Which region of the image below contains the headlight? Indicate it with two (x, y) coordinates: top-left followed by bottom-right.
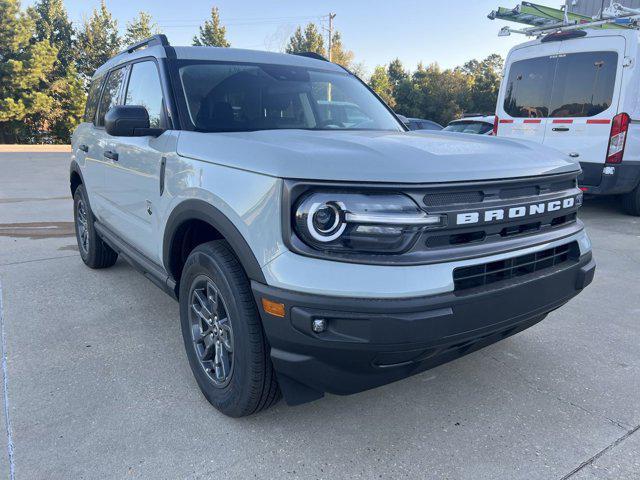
(294, 192), (444, 254)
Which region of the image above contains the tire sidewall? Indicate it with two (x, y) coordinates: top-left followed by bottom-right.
(179, 246), (256, 416)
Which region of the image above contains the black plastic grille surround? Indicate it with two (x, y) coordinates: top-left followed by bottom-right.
(453, 241), (579, 291)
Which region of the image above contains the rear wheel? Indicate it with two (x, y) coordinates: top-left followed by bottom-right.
(179, 240), (280, 417)
(73, 185), (118, 268)
(621, 183), (640, 216)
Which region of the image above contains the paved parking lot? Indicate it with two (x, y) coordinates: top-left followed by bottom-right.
(0, 151), (638, 479)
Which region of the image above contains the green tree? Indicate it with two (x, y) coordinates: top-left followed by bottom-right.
(192, 6), (230, 47)
(76, 0), (120, 81)
(369, 65), (395, 108)
(328, 31), (353, 68)
(24, 0), (85, 143)
(387, 58), (407, 96)
(0, 0), (59, 143)
(285, 23), (325, 56)
(460, 54), (503, 114)
(124, 11), (158, 46)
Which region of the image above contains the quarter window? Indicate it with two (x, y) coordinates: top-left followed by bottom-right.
(84, 77), (103, 123)
(125, 61), (165, 128)
(96, 67), (126, 126)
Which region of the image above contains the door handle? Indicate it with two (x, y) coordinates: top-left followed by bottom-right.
(552, 127), (570, 132)
(104, 150), (119, 161)
(78, 144), (89, 153)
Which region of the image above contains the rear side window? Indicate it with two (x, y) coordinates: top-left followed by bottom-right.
(503, 51), (618, 118)
(503, 56), (554, 118)
(125, 61), (165, 128)
(550, 51), (617, 117)
(84, 78), (103, 123)
(96, 67), (126, 126)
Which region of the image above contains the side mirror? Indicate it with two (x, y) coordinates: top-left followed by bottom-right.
(104, 105), (163, 137)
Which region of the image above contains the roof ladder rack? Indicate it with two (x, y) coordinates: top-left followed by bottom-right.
(291, 52), (330, 62)
(489, 1), (640, 37)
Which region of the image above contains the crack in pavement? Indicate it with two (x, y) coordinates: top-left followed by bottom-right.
(0, 278), (15, 480)
(486, 354), (631, 431)
(559, 424), (640, 480)
(0, 254), (77, 268)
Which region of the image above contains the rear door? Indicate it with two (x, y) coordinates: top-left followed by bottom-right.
(497, 41), (561, 143)
(542, 36), (625, 186)
(101, 59), (169, 261)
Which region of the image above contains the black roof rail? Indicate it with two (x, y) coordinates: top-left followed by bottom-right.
(292, 51), (330, 62)
(118, 34), (170, 56)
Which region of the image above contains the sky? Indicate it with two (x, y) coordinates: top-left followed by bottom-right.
(23, 0), (563, 75)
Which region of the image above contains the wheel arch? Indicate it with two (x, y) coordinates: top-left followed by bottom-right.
(69, 160), (84, 196)
(163, 199), (267, 288)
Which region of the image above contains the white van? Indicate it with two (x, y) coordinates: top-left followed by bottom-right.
(495, 29), (640, 215)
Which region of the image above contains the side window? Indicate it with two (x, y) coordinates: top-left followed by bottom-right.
(84, 77), (103, 123)
(125, 61), (165, 128)
(503, 56), (555, 118)
(96, 67), (126, 127)
(549, 51), (617, 117)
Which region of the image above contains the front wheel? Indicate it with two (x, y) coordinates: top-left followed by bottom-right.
(179, 240), (280, 417)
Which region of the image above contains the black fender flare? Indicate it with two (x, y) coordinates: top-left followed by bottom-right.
(69, 160), (85, 195)
(163, 199), (267, 284)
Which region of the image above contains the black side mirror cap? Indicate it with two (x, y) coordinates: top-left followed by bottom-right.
(105, 105), (164, 137)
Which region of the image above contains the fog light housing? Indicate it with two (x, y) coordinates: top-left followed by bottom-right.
(312, 318), (327, 333)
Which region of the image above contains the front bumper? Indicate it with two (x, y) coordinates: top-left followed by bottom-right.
(580, 161), (640, 195)
(253, 251), (595, 406)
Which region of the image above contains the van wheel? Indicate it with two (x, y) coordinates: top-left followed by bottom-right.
(621, 183), (640, 216)
(73, 185), (118, 268)
(179, 240), (281, 417)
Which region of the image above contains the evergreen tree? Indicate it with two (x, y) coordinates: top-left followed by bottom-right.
(29, 0), (73, 75)
(285, 23), (325, 56)
(369, 65), (395, 108)
(192, 6), (230, 47)
(0, 0), (57, 143)
(124, 11), (158, 46)
(387, 58), (407, 96)
(328, 31), (353, 68)
(76, 0), (120, 81)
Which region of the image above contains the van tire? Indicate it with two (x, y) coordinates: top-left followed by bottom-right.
(73, 185), (118, 268)
(179, 240), (281, 417)
(621, 183), (640, 216)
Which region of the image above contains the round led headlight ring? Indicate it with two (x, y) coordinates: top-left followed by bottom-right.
(306, 201), (346, 242)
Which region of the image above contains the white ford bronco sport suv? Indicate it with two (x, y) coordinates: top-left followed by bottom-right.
(71, 35), (595, 417)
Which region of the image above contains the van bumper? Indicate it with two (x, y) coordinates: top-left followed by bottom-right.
(252, 252), (595, 406)
(579, 161), (640, 195)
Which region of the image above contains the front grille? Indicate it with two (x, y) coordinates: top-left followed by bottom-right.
(423, 191), (484, 207)
(453, 242), (579, 291)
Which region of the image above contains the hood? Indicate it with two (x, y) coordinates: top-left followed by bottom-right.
(176, 129), (580, 183)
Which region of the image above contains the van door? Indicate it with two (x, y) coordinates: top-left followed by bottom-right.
(496, 41), (561, 143)
(542, 36), (626, 186)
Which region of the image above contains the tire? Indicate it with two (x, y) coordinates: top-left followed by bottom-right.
(73, 185), (118, 268)
(621, 183), (640, 216)
(179, 240), (280, 417)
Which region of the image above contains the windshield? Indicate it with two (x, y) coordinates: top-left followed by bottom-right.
(444, 121), (493, 134)
(178, 62), (403, 132)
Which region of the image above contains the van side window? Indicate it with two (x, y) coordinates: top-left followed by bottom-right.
(125, 61), (165, 128)
(504, 52), (618, 118)
(550, 51), (617, 117)
(503, 56), (554, 118)
(96, 67), (126, 127)
(84, 77), (103, 123)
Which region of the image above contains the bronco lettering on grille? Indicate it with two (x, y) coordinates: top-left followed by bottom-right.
(456, 197), (577, 225)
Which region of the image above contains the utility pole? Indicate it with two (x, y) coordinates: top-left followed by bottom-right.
(327, 13), (336, 61)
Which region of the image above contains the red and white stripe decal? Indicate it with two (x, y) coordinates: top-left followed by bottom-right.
(552, 119), (573, 124)
(586, 119), (611, 125)
(523, 119), (542, 124)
